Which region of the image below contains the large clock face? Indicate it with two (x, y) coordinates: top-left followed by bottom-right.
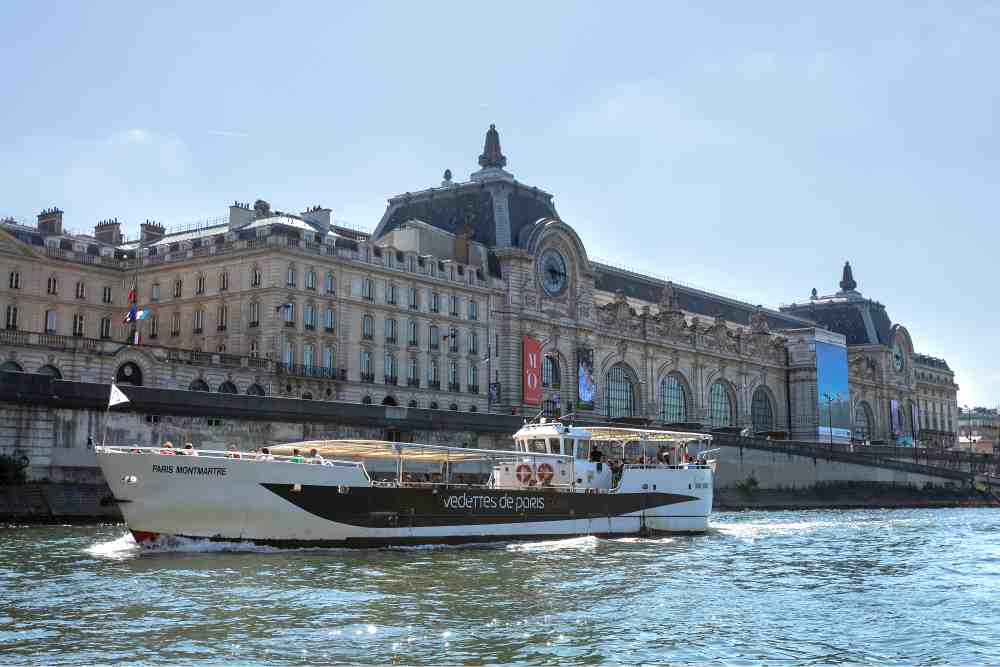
(539, 248), (568, 296)
(892, 343), (905, 372)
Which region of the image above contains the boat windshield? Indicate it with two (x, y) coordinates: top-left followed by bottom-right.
(526, 439), (548, 454)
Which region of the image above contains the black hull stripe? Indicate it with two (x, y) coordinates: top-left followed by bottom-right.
(166, 529), (708, 550)
(260, 484), (700, 527)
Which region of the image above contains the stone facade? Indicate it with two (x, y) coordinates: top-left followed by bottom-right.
(0, 126), (959, 446)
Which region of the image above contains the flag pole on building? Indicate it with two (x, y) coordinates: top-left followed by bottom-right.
(102, 383), (131, 448)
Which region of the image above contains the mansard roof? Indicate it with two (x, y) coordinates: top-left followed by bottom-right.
(913, 353), (952, 371)
(594, 263), (815, 330)
(780, 263), (894, 346)
(373, 125), (558, 249)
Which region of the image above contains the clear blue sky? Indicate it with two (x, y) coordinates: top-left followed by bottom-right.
(1, 2), (996, 406)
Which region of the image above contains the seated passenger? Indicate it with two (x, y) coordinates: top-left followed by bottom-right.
(290, 448), (304, 463)
(183, 443), (198, 456)
(309, 448), (324, 464)
(257, 447), (274, 461)
(160, 442), (176, 456)
(225, 445), (240, 459)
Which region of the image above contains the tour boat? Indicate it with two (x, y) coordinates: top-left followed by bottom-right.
(95, 421), (716, 548)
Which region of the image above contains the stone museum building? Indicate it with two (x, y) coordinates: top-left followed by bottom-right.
(0, 125), (958, 447)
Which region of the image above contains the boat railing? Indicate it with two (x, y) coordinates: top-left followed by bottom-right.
(95, 445), (367, 471)
(624, 463), (714, 471)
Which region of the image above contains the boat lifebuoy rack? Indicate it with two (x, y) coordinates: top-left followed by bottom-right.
(515, 463), (533, 484)
(536, 463), (554, 485)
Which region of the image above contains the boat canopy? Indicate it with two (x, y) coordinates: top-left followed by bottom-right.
(584, 427), (710, 445)
(267, 439), (559, 463)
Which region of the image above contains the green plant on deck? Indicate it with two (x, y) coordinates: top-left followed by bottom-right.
(735, 474), (759, 496)
(0, 453), (28, 485)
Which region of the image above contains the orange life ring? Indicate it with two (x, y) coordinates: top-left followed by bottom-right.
(536, 463), (554, 485)
(515, 463), (533, 484)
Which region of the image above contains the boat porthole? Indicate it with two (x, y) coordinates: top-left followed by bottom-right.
(652, 484), (657, 490)
(688, 483), (692, 489)
(641, 483), (648, 490)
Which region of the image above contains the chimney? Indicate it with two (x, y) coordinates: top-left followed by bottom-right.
(94, 218), (123, 245)
(228, 201), (254, 230)
(140, 220), (165, 244)
(253, 199), (271, 219)
(301, 205), (332, 236)
(37, 207), (64, 236)
(454, 224), (472, 264)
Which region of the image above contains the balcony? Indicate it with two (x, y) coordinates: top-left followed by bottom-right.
(148, 333), (158, 340)
(427, 380), (440, 390)
(361, 373), (375, 383)
(407, 378), (420, 388)
(325, 326), (334, 333)
(385, 336), (397, 345)
(248, 321), (259, 328)
(448, 382), (461, 393)
(74, 332), (85, 338)
(408, 339), (419, 347)
(276, 363), (340, 379)
(217, 325), (227, 332)
(363, 333), (373, 341)
(284, 321), (295, 328)
(193, 327), (203, 334)
(430, 343), (439, 351)
(5, 325), (18, 331)
(384, 375), (398, 386)
(448, 346), (459, 354)
(409, 303), (419, 310)
(468, 385), (479, 394)
(305, 324), (315, 331)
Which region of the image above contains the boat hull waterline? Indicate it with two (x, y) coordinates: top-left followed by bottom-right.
(99, 454), (713, 548)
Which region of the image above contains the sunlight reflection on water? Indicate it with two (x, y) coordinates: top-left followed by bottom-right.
(2, 508), (998, 665)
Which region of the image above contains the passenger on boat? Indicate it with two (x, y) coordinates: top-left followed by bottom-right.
(309, 448), (324, 464)
(225, 445), (240, 459)
(289, 448), (304, 463)
(160, 442), (177, 456)
(183, 443), (198, 456)
(257, 447), (274, 461)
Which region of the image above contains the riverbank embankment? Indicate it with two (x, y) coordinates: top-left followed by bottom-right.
(0, 483), (121, 523)
(714, 482), (998, 511)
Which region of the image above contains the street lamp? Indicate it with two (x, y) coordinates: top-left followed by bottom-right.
(822, 392), (841, 449)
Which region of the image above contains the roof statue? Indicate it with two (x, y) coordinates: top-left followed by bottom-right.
(839, 261), (857, 292)
(811, 288), (818, 300)
(659, 281), (679, 312)
(478, 124), (507, 169)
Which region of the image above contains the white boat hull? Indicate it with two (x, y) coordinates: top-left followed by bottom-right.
(97, 452), (713, 548)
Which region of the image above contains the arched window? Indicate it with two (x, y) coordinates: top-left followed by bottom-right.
(302, 392), (313, 400)
(361, 395), (372, 405)
(708, 381), (733, 428)
(751, 388), (774, 433)
(605, 365), (635, 418)
(854, 401), (873, 441)
(218, 381), (237, 394)
(429, 401), (439, 410)
(449, 403), (459, 411)
(0, 360), (24, 372)
(469, 405), (478, 413)
(658, 375), (688, 423)
(36, 364), (62, 379)
(542, 356), (560, 388)
(362, 314), (374, 339)
(189, 379), (210, 392)
(246, 384), (265, 396)
(382, 396), (398, 406)
(407, 400), (418, 408)
(115, 362), (142, 386)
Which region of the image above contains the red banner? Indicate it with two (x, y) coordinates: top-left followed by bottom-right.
(522, 336), (541, 405)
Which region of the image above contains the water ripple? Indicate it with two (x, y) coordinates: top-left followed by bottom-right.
(1, 509), (998, 664)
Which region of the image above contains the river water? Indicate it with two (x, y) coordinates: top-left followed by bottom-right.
(1, 508), (998, 665)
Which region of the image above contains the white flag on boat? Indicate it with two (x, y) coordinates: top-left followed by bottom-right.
(108, 383), (130, 408)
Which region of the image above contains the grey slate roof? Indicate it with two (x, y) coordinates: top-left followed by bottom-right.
(594, 264), (815, 330)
